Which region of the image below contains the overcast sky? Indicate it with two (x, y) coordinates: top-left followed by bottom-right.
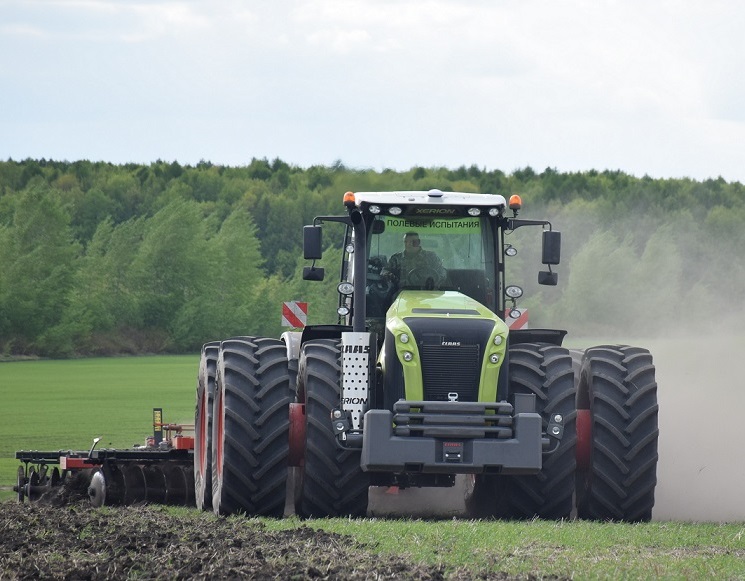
(1, 0), (744, 182)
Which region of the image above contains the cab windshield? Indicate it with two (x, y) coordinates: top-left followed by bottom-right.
(365, 215), (496, 318)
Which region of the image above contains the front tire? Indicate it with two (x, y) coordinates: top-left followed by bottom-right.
(576, 346), (658, 522)
(508, 343), (577, 519)
(297, 339), (369, 517)
(211, 337), (293, 516)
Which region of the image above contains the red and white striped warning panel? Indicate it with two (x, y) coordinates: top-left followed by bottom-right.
(506, 308), (529, 330)
(282, 301), (308, 328)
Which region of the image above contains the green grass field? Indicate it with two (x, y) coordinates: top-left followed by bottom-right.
(299, 517), (745, 578)
(0, 355), (197, 492)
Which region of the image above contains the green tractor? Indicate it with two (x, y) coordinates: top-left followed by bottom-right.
(194, 189), (659, 521)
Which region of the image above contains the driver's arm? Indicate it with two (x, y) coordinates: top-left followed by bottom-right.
(382, 253), (401, 283)
(429, 251), (446, 283)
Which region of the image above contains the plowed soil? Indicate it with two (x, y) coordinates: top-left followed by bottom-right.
(0, 500), (529, 580)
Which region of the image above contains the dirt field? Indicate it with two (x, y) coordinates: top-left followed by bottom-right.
(0, 501), (512, 580)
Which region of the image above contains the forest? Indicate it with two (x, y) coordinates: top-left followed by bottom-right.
(1, 158), (743, 357)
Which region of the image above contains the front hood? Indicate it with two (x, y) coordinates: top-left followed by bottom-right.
(383, 290), (508, 403)
(387, 290), (501, 321)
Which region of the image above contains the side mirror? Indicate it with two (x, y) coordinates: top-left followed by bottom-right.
(542, 230), (561, 265)
(538, 271), (558, 286)
(303, 266), (325, 281)
(303, 225), (323, 260)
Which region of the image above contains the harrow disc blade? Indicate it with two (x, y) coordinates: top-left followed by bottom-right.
(51, 467), (61, 488)
(98, 466), (126, 505)
(181, 465), (195, 506)
(38, 465), (49, 485)
(88, 470), (107, 508)
(16, 466), (26, 503)
(163, 464), (188, 505)
(142, 465), (167, 504)
(121, 465), (147, 504)
(27, 467), (40, 502)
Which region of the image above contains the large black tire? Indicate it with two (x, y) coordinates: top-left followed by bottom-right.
(576, 345), (658, 522)
(507, 343), (577, 519)
(211, 337), (293, 516)
(297, 339), (369, 518)
(194, 341), (219, 511)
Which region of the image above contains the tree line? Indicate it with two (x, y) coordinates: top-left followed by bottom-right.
(1, 158), (743, 357)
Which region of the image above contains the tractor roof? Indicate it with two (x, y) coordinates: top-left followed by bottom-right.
(351, 190), (507, 208)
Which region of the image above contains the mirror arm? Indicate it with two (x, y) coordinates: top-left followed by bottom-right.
(508, 218), (553, 232)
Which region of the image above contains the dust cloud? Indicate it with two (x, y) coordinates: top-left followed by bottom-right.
(367, 478), (467, 518)
(650, 333), (745, 522)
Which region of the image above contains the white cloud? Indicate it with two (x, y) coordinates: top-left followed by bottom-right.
(119, 3), (212, 43)
(305, 28), (373, 53)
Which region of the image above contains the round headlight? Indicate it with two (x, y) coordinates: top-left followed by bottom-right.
(337, 281), (354, 296)
(493, 335), (503, 346)
(345, 243), (355, 254)
(389, 206), (402, 216)
(505, 246), (518, 257)
(505, 285), (523, 299)
(490, 354), (500, 364)
(399, 333), (410, 344)
(467, 207), (481, 216)
(509, 309), (522, 319)
(403, 351), (413, 362)
(337, 306), (350, 316)
(369, 205), (381, 214)
(488, 208), (500, 217)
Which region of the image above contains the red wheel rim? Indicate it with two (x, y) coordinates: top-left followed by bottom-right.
(197, 389), (208, 475)
(288, 402), (306, 466)
(576, 408), (592, 471)
(216, 388), (224, 478)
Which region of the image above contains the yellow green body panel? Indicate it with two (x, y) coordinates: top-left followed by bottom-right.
(382, 290), (508, 402)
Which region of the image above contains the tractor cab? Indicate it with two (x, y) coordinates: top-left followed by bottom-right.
(304, 189), (561, 344)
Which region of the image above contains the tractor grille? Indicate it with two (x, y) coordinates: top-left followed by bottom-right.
(420, 344), (481, 401)
(404, 317), (495, 403)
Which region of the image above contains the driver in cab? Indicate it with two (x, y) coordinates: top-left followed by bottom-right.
(382, 231), (445, 289)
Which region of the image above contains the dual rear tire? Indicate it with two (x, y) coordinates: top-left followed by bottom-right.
(209, 337), (293, 516)
(576, 346), (659, 521)
(194, 336), (370, 518)
(466, 342), (659, 522)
